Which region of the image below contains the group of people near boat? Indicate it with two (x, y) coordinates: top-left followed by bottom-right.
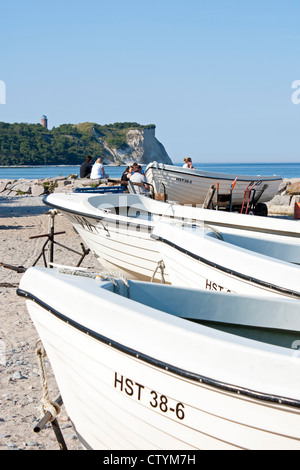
(80, 155), (195, 195)
(121, 163), (149, 194)
(80, 156), (149, 194)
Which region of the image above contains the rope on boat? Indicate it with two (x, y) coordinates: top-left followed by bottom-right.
(96, 271), (129, 287)
(151, 259), (166, 284)
(95, 271), (130, 297)
(50, 264), (131, 297)
(96, 271), (129, 286)
(52, 264), (130, 287)
(34, 340), (68, 450)
(53, 264), (96, 278)
(35, 340), (61, 422)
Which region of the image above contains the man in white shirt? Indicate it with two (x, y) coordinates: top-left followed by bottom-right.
(130, 165), (150, 194)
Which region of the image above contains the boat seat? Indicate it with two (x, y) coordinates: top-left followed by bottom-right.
(128, 180), (152, 197)
(128, 180), (137, 194)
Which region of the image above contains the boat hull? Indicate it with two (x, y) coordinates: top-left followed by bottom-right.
(60, 208), (168, 282)
(18, 268), (300, 450)
(145, 163), (282, 206)
(43, 193), (300, 283)
(152, 223), (300, 299)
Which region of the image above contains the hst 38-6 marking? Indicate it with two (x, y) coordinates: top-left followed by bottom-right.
(206, 278), (232, 292)
(114, 372), (185, 420)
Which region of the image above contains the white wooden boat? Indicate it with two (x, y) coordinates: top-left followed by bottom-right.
(145, 162), (282, 208)
(43, 192), (300, 283)
(152, 222), (300, 299)
(18, 266), (300, 450)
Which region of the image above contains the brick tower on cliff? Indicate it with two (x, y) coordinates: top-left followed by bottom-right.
(41, 115), (48, 129)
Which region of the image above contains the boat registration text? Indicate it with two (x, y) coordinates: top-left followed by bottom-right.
(206, 278), (232, 292)
(114, 372), (185, 421)
(175, 177), (192, 184)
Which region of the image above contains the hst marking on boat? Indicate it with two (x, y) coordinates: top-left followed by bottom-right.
(73, 215), (99, 233)
(73, 215), (109, 235)
(175, 177), (192, 184)
(206, 279), (232, 292)
(114, 372), (185, 420)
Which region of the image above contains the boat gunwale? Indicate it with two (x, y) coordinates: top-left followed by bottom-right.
(16, 286), (300, 410)
(151, 234), (300, 299)
(43, 193), (300, 241)
(43, 195), (300, 272)
(145, 163), (282, 182)
(43, 195), (163, 233)
(43, 195), (156, 230)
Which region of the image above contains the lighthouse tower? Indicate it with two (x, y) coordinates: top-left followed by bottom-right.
(41, 115), (48, 129)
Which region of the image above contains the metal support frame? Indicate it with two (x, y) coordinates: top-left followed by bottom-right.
(29, 209), (90, 268)
(1, 210), (90, 273)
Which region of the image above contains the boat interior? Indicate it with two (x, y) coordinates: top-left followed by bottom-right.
(101, 279), (300, 350)
(206, 230), (300, 265)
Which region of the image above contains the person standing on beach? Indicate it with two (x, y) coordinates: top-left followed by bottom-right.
(80, 156), (93, 178)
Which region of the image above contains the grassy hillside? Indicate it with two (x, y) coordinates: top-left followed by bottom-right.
(0, 121), (155, 166)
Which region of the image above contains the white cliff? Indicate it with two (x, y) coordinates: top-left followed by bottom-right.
(92, 126), (172, 165)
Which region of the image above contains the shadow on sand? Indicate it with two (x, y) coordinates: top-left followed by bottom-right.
(0, 195), (47, 218)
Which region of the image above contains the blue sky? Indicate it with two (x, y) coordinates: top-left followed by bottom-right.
(0, 0), (299, 163)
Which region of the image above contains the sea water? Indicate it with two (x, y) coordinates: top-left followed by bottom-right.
(0, 162), (299, 180)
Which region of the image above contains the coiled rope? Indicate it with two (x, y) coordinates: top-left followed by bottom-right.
(35, 340), (61, 422)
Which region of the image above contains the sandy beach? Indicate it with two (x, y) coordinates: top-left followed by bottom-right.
(0, 194), (100, 450)
(0, 190), (298, 451)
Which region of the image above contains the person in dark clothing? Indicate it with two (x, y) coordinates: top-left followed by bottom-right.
(80, 156), (93, 178)
(121, 166), (134, 185)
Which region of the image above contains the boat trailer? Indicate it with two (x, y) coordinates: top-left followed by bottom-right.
(203, 179), (269, 215)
